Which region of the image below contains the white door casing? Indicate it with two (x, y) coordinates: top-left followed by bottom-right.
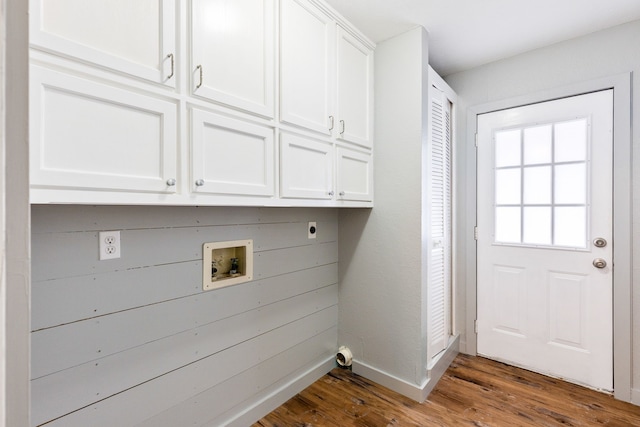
(477, 90), (613, 391)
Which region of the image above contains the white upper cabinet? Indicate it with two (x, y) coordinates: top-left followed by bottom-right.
(191, 109), (275, 197)
(30, 66), (178, 195)
(336, 27), (373, 148)
(191, 0), (275, 118)
(30, 0), (177, 86)
(280, 0), (373, 147)
(28, 0), (374, 207)
(280, 132), (334, 200)
(336, 147), (373, 202)
(280, 0), (335, 135)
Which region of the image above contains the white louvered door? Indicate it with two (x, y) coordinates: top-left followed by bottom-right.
(427, 85), (453, 361)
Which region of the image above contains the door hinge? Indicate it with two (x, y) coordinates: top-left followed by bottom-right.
(474, 226), (478, 240)
(475, 133), (478, 147)
(474, 319), (479, 334)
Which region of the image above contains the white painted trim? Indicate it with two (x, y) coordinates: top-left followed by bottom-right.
(0, 1), (6, 424)
(465, 72), (633, 403)
(353, 335), (459, 403)
(3, 0), (31, 426)
(225, 356), (335, 426)
(631, 388), (640, 406)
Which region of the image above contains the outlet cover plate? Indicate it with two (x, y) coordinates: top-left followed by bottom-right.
(99, 231), (121, 260)
(308, 222), (317, 239)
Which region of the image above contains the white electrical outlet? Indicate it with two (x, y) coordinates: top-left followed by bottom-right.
(308, 222), (317, 239)
(99, 231), (121, 260)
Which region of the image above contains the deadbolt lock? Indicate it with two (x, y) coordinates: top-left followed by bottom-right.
(593, 237), (607, 248)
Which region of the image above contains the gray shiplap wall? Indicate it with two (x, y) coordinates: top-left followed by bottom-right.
(31, 205), (339, 426)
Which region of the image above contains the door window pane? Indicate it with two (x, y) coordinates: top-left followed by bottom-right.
(555, 163), (586, 204)
(523, 166), (551, 204)
(493, 117), (589, 250)
(496, 169), (521, 205)
(523, 207), (551, 245)
(495, 129), (521, 167)
(524, 125), (552, 165)
(555, 207), (586, 247)
(555, 119), (587, 162)
(495, 207), (521, 243)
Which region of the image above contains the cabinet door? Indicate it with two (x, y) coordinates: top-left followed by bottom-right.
(336, 147), (373, 202)
(192, 110), (275, 197)
(191, 0), (274, 118)
(280, 132), (333, 199)
(30, 0), (177, 86)
(336, 27), (373, 148)
(280, 0), (334, 135)
(30, 66), (178, 194)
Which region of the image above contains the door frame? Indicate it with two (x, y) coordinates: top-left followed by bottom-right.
(464, 73), (632, 402)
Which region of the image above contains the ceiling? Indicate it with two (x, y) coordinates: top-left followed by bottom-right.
(323, 0), (640, 76)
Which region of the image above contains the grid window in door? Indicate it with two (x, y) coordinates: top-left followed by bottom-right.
(493, 118), (589, 249)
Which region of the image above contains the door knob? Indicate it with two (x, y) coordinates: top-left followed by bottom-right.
(593, 258), (607, 269)
(593, 237), (607, 248)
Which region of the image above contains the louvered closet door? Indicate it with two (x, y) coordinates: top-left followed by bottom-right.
(428, 86), (452, 360)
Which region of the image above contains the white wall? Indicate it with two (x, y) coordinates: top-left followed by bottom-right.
(338, 26), (432, 397)
(446, 19), (640, 403)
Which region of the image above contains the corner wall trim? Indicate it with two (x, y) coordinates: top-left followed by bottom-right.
(353, 335), (459, 403)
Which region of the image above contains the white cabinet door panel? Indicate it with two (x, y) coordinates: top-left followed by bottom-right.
(280, 132), (333, 199)
(280, 0), (334, 135)
(192, 109), (275, 196)
(30, 0), (176, 86)
(336, 147), (372, 202)
(30, 66), (178, 194)
(336, 27), (373, 148)
(191, 0), (274, 117)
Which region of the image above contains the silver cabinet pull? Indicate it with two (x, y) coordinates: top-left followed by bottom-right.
(340, 120), (345, 135)
(166, 53), (175, 79)
(195, 65), (203, 89)
(328, 191), (334, 196)
(166, 178), (176, 186)
(593, 258), (607, 269)
(195, 179), (205, 187)
(339, 191), (345, 196)
(329, 116), (334, 131)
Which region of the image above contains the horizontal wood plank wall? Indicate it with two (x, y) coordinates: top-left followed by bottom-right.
(30, 205), (339, 427)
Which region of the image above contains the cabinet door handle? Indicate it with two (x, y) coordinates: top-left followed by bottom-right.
(340, 120), (345, 135)
(166, 178), (177, 186)
(195, 179), (205, 187)
(329, 116), (334, 131)
(166, 53), (175, 79)
(339, 191), (345, 196)
(195, 65), (203, 89)
(328, 191), (334, 196)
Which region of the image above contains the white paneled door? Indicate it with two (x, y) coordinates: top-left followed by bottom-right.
(477, 90), (613, 391)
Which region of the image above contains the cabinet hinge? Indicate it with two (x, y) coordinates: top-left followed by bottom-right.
(475, 133), (478, 147)
(474, 226), (478, 240)
(474, 319), (479, 334)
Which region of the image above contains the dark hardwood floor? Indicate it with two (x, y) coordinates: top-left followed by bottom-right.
(253, 354), (640, 426)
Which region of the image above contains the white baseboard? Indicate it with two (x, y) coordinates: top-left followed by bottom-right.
(225, 356), (335, 426)
(352, 335), (460, 403)
(631, 388), (640, 406)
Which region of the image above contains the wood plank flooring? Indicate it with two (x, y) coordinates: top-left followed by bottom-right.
(253, 354), (640, 426)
